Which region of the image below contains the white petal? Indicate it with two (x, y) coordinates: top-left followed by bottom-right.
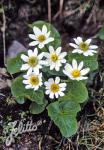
(38, 52), (44, 59)
(60, 87), (66, 92)
(58, 91), (65, 97)
(38, 43), (44, 49)
(29, 41), (39, 46)
(85, 39), (92, 45)
(69, 43), (78, 48)
(21, 64), (29, 70)
(55, 92), (59, 98)
(65, 63), (73, 72)
(59, 52), (67, 58)
(83, 52), (89, 56)
(55, 65), (60, 71)
(45, 90), (50, 95)
(33, 68), (39, 74)
(89, 45), (98, 49)
(55, 77), (60, 84)
(77, 37), (83, 43)
(56, 47), (62, 55)
(78, 61), (83, 70)
(23, 80), (29, 84)
(28, 50), (33, 56)
(90, 50), (97, 53)
(27, 68), (33, 75)
(49, 46), (54, 53)
(81, 68), (90, 75)
(60, 59), (66, 63)
(72, 49), (83, 54)
(29, 34), (37, 40)
(72, 59), (77, 69)
(49, 92), (54, 99)
(50, 64), (55, 70)
(21, 54), (28, 62)
(59, 83), (67, 88)
(23, 75), (28, 79)
(33, 48), (38, 56)
(44, 52), (50, 58)
(46, 31), (50, 38)
(77, 76), (88, 80)
(44, 37), (54, 44)
(73, 38), (79, 45)
(48, 78), (54, 84)
(33, 26), (41, 35)
(42, 25), (47, 34)
(25, 85), (32, 89)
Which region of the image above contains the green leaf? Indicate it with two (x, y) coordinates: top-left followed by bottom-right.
(30, 99), (48, 114)
(7, 52), (26, 74)
(42, 66), (65, 77)
(98, 26), (104, 40)
(68, 53), (98, 71)
(16, 96), (25, 104)
(11, 76), (44, 105)
(47, 101), (80, 137)
(29, 20), (61, 49)
(59, 81), (88, 103)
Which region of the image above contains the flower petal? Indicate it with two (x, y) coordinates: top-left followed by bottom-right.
(81, 68), (90, 75)
(38, 43), (44, 49)
(42, 25), (47, 34)
(77, 37), (83, 43)
(21, 64), (29, 70)
(21, 54), (28, 62)
(85, 39), (92, 45)
(78, 61), (83, 70)
(72, 59), (77, 69)
(89, 45), (98, 49)
(56, 47), (61, 55)
(29, 34), (37, 40)
(49, 92), (54, 99)
(29, 41), (39, 46)
(33, 26), (41, 35)
(55, 77), (60, 84)
(69, 43), (78, 48)
(44, 37), (54, 44)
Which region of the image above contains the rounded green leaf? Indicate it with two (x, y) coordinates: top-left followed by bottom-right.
(59, 81), (88, 103)
(98, 26), (104, 40)
(68, 53), (98, 71)
(29, 20), (61, 49)
(11, 76), (44, 105)
(7, 52), (26, 74)
(47, 101), (80, 137)
(30, 99), (48, 114)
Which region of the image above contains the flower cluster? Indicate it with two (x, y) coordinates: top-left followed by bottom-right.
(20, 25), (98, 99)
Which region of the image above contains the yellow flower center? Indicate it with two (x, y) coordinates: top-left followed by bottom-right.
(38, 34), (46, 42)
(51, 53), (58, 62)
(28, 56), (38, 67)
(50, 83), (60, 93)
(79, 42), (89, 51)
(72, 69), (81, 78)
(29, 75), (39, 85)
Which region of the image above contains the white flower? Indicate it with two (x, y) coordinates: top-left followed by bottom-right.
(44, 46), (67, 71)
(69, 37), (98, 56)
(29, 25), (54, 49)
(21, 48), (45, 74)
(63, 59), (90, 81)
(44, 77), (67, 99)
(23, 72), (42, 90)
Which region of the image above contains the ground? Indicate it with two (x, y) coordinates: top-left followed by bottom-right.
(0, 0), (104, 150)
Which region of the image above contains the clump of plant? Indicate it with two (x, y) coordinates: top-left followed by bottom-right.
(7, 21), (98, 137)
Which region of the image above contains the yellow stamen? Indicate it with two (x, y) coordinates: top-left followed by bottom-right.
(79, 42), (89, 51)
(38, 34), (46, 42)
(29, 75), (39, 85)
(28, 56), (38, 67)
(50, 83), (60, 93)
(51, 53), (58, 62)
(72, 69), (81, 78)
